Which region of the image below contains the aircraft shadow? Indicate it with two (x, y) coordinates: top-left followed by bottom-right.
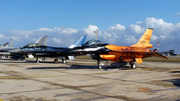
(0, 60), (62, 64)
(165, 71), (180, 87)
(169, 71), (180, 73)
(0, 60), (35, 63)
(163, 79), (180, 87)
(27, 65), (97, 70)
(27, 65), (131, 70)
(27, 67), (69, 69)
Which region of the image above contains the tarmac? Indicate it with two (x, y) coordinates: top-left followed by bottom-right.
(0, 58), (180, 101)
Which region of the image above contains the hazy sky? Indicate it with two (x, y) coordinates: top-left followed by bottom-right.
(0, 0), (180, 53)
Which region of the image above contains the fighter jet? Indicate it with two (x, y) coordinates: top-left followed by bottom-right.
(159, 50), (177, 56)
(0, 42), (9, 58)
(20, 34), (87, 63)
(0, 35), (47, 60)
(63, 28), (168, 69)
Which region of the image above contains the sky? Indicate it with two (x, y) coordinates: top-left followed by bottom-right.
(0, 0), (180, 53)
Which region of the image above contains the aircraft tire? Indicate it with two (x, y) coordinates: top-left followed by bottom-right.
(54, 59), (58, 63)
(116, 66), (120, 68)
(62, 59), (66, 64)
(98, 65), (102, 70)
(130, 63), (136, 69)
(22, 57), (26, 61)
(97, 59), (102, 70)
(36, 60), (39, 63)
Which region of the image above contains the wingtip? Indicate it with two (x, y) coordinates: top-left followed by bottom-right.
(148, 28), (153, 30)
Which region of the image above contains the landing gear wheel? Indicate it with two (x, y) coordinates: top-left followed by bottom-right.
(98, 65), (102, 70)
(116, 66), (120, 68)
(97, 59), (103, 70)
(36, 58), (40, 63)
(62, 59), (67, 64)
(54, 59), (58, 63)
(42, 57), (45, 61)
(22, 57), (26, 61)
(130, 63), (136, 69)
(36, 60), (39, 63)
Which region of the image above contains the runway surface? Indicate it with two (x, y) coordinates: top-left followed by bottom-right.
(0, 58), (180, 101)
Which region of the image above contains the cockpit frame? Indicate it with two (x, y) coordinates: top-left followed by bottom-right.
(82, 40), (104, 46)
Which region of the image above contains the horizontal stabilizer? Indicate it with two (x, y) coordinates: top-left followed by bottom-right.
(152, 53), (169, 59)
(153, 49), (157, 52)
(135, 58), (143, 64)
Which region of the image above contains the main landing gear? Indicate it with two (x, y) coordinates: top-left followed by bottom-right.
(36, 57), (45, 63)
(0, 55), (2, 60)
(54, 58), (58, 63)
(97, 59), (108, 70)
(36, 57), (40, 63)
(21, 57), (26, 61)
(62, 59), (67, 63)
(130, 62), (136, 69)
(97, 59), (136, 70)
(54, 58), (67, 64)
(97, 59), (103, 70)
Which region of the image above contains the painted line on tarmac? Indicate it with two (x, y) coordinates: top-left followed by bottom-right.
(140, 67), (172, 72)
(0, 71), (119, 79)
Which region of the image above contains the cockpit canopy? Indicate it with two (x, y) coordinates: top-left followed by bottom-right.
(83, 40), (104, 46)
(23, 43), (40, 48)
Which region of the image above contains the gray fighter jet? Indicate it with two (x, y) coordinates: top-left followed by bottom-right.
(20, 34), (87, 63)
(0, 35), (47, 60)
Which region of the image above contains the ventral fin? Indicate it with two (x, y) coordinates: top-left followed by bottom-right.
(135, 58), (143, 64)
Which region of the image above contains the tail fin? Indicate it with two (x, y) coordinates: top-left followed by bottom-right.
(35, 35), (47, 45)
(69, 34), (87, 48)
(3, 42), (9, 47)
(131, 28), (153, 48)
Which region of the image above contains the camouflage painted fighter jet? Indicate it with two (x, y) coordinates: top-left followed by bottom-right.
(63, 28), (168, 69)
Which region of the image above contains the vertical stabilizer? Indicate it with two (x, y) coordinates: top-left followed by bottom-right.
(3, 42), (9, 47)
(131, 28), (153, 48)
(69, 34), (87, 48)
(137, 28), (153, 44)
(35, 35), (47, 45)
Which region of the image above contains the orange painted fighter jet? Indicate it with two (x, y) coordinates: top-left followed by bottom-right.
(64, 28), (168, 69)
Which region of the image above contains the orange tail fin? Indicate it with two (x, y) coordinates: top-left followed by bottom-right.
(131, 28), (153, 48)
